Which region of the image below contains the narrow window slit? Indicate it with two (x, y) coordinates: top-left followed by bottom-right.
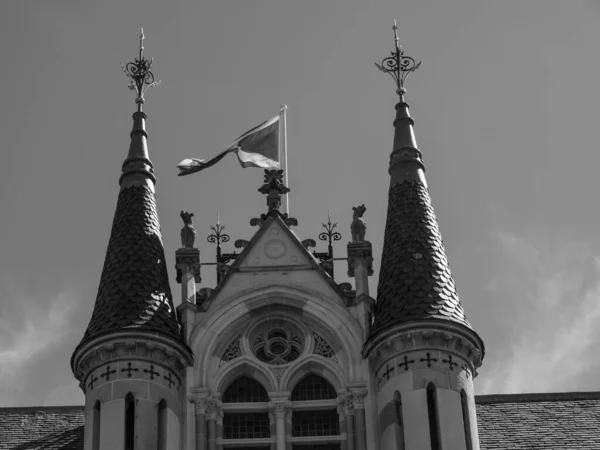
(426, 383), (440, 450)
(393, 391), (405, 450)
(125, 393), (135, 450)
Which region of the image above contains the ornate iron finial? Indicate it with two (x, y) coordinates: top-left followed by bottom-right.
(309, 211), (342, 279)
(207, 215), (239, 283)
(375, 20), (421, 99)
(207, 214), (230, 257)
(320, 210), (342, 248)
(121, 28), (161, 111)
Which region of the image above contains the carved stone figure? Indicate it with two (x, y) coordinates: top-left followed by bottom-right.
(351, 205), (367, 242)
(180, 211), (196, 248)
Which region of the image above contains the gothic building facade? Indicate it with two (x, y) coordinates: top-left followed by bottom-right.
(2, 33), (600, 450)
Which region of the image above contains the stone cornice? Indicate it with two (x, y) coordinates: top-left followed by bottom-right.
(72, 332), (193, 385)
(364, 322), (483, 375)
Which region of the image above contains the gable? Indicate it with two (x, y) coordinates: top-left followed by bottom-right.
(237, 218), (312, 269)
(204, 215), (349, 308)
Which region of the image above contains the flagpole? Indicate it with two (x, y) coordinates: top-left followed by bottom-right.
(280, 104), (289, 215)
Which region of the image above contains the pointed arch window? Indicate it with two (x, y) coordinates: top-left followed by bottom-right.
(291, 374), (339, 438)
(92, 400), (101, 450)
(223, 376), (269, 403)
(221, 376), (271, 441)
(426, 383), (440, 450)
(291, 374), (337, 401)
(461, 389), (473, 450)
(125, 393), (135, 450)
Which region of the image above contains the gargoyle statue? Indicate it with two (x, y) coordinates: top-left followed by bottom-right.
(180, 211), (196, 248)
(350, 205), (367, 242)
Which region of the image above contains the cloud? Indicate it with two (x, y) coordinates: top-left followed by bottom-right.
(477, 231), (600, 394)
(0, 292), (78, 404)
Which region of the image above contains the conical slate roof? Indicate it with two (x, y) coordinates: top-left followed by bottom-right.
(371, 101), (472, 336)
(76, 111), (182, 350)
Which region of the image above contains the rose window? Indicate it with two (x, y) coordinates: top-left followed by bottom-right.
(252, 327), (303, 365)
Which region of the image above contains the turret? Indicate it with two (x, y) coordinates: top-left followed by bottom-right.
(363, 22), (484, 450)
(71, 30), (193, 450)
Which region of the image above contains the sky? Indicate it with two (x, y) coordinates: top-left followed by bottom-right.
(1, 0), (600, 407)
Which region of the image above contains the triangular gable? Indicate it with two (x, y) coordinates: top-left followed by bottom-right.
(203, 214), (350, 306)
(234, 216), (312, 270)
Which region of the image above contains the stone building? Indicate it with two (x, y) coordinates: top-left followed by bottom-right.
(2, 32), (600, 450)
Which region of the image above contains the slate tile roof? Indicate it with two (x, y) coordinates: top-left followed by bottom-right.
(2, 393), (600, 448)
(372, 180), (471, 335)
(0, 406), (84, 450)
(76, 184), (182, 351)
(476, 392), (600, 450)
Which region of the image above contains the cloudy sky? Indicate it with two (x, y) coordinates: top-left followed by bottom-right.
(2, 0), (600, 407)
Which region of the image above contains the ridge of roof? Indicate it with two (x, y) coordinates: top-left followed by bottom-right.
(476, 391), (600, 404)
(5, 390), (600, 412)
(0, 405), (85, 413)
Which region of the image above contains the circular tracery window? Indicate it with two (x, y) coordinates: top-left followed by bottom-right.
(252, 324), (303, 365)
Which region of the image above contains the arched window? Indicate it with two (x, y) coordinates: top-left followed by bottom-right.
(125, 393), (135, 450)
(393, 391), (405, 450)
(461, 389), (473, 450)
(291, 374), (339, 440)
(222, 376), (270, 441)
(157, 399), (167, 450)
(291, 374), (336, 401)
(426, 383), (439, 450)
(223, 376), (269, 403)
(92, 400), (101, 450)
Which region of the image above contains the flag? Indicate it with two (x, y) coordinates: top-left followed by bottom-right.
(178, 115), (280, 176)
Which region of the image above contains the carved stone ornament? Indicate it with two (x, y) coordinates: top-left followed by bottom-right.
(73, 336), (191, 393)
(368, 326), (483, 388)
(205, 398), (223, 421)
(175, 248), (201, 284)
(350, 205), (367, 242)
(349, 388), (368, 410)
(337, 392), (355, 416)
(219, 336), (242, 367)
(347, 242), (374, 277)
(188, 393), (211, 415)
(180, 211), (196, 248)
(268, 400), (292, 419)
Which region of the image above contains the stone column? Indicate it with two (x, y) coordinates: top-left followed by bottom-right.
(269, 401), (291, 450)
(205, 399), (222, 450)
(337, 394), (353, 450)
(176, 248), (201, 304)
(216, 410), (224, 450)
(350, 389), (368, 450)
(347, 242), (373, 297)
(190, 395), (210, 450)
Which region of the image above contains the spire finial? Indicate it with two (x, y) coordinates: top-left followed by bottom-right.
(139, 27), (145, 59)
(121, 28), (160, 112)
(375, 20), (422, 100)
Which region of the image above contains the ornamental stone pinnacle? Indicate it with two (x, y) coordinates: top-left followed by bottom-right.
(365, 24), (483, 361)
(71, 31), (192, 392)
